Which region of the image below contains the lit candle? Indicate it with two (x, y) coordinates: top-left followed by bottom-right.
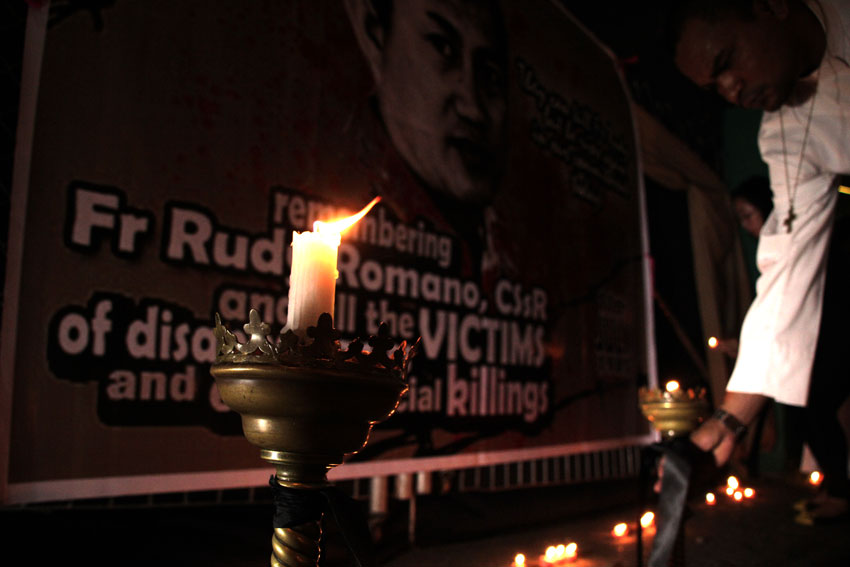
(640, 511), (655, 528)
(810, 471), (823, 485)
(284, 197), (379, 337)
(733, 490), (743, 502)
(727, 475), (739, 490)
(743, 487), (755, 498)
(665, 380), (680, 393)
(565, 542), (578, 561)
(708, 336), (718, 348)
(612, 522), (629, 537)
(514, 553), (526, 567)
(706, 492), (716, 505)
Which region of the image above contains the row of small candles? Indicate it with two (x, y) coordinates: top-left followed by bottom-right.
(704, 470), (821, 504)
(512, 542), (579, 566)
(509, 512), (656, 565)
(512, 543), (578, 566)
(508, 470), (825, 566)
(705, 475), (756, 505)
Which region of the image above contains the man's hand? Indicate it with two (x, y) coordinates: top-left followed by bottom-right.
(690, 415), (737, 466)
(691, 392), (767, 465)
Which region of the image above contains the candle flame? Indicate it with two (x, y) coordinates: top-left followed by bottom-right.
(708, 336), (718, 348)
(706, 492), (716, 505)
(727, 475), (739, 489)
(542, 542), (577, 563)
(314, 196), (380, 235)
(810, 471), (823, 485)
(514, 553), (526, 566)
(733, 490), (743, 502)
(743, 487), (755, 498)
(640, 511), (655, 528)
(540, 541), (579, 564)
(726, 486), (735, 496)
(665, 380), (680, 393)
(612, 522), (628, 537)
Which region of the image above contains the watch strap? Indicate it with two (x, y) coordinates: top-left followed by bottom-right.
(712, 408), (748, 440)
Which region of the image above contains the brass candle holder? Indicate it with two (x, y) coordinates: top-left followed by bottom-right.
(638, 385), (709, 438)
(212, 309), (413, 567)
(637, 385), (709, 567)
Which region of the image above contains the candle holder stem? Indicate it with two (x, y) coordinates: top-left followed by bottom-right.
(211, 310), (413, 567)
(272, 516), (322, 567)
(268, 469), (326, 567)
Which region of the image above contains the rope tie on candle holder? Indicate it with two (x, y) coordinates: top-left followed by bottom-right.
(270, 477), (326, 527)
(270, 477), (375, 567)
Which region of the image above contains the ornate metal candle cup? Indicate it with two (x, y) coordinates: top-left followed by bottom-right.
(638, 385), (709, 438)
(212, 309), (413, 566)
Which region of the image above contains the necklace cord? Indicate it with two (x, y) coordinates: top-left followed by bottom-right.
(779, 90), (817, 232)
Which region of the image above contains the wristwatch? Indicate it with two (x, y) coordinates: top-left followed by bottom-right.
(712, 408), (748, 441)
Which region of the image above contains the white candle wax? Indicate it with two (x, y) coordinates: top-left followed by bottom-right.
(285, 229), (341, 337)
(283, 196), (380, 339)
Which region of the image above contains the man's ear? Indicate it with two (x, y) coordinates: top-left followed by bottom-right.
(754, 0), (789, 20)
(343, 0), (386, 83)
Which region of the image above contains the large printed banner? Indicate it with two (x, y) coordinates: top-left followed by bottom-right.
(3, 0), (649, 502)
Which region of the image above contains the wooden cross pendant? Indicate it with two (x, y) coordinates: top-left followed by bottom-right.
(783, 206), (797, 233)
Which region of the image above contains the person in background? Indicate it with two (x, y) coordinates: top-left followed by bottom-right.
(733, 175), (774, 239)
(669, 0), (850, 523)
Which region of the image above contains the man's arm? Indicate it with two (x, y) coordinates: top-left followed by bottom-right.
(692, 174), (837, 465)
(727, 173), (837, 405)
